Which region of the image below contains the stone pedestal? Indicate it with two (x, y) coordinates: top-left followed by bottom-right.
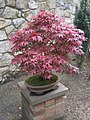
(18, 81), (68, 120)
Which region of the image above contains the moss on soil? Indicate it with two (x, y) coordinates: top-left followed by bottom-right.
(25, 74), (58, 86)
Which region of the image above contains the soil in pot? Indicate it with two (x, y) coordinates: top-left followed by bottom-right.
(25, 74), (59, 94)
(25, 74), (58, 86)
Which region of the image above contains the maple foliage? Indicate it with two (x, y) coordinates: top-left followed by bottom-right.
(10, 10), (86, 79)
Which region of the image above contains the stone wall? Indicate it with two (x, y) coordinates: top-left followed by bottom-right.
(0, 0), (80, 81)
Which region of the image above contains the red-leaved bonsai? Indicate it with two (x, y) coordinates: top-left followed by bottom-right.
(10, 10), (86, 80)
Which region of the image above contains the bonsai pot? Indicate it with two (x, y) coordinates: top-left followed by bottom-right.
(25, 74), (59, 94)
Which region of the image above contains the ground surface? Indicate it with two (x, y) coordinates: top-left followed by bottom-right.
(0, 60), (90, 120)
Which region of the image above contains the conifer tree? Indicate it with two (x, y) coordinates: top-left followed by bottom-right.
(74, 0), (90, 66)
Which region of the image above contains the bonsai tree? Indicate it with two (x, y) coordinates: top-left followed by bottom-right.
(10, 10), (86, 81)
(74, 0), (90, 66)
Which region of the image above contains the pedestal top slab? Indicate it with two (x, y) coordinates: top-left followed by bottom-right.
(18, 81), (68, 105)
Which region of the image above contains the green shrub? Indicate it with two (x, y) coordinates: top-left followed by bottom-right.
(74, 0), (90, 66)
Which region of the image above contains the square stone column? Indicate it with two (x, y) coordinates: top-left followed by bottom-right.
(18, 81), (68, 120)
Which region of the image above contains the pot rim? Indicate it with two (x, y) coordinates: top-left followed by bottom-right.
(25, 79), (59, 89)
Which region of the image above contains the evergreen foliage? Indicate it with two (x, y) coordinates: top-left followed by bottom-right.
(74, 0), (90, 66)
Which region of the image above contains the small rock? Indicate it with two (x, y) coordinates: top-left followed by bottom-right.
(19, 107), (21, 110)
(19, 114), (22, 117)
(76, 107), (78, 110)
(63, 9), (71, 17)
(5, 25), (15, 34)
(2, 7), (19, 18)
(47, 0), (56, 9)
(13, 18), (25, 28)
(67, 106), (71, 111)
(0, 9), (4, 15)
(26, 12), (33, 21)
(0, 0), (6, 8)
(0, 30), (7, 40)
(18, 11), (22, 17)
(7, 112), (10, 115)
(88, 108), (90, 110)
(6, 0), (15, 6)
(0, 18), (11, 29)
(28, 0), (38, 10)
(56, 0), (64, 7)
(63, 3), (70, 10)
(16, 0), (28, 9)
(1, 52), (14, 65)
(39, 2), (49, 11)
(21, 9), (30, 13)
(0, 41), (12, 52)
(9, 64), (17, 72)
(22, 11), (30, 18)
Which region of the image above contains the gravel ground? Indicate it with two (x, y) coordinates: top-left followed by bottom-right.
(0, 61), (90, 120)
